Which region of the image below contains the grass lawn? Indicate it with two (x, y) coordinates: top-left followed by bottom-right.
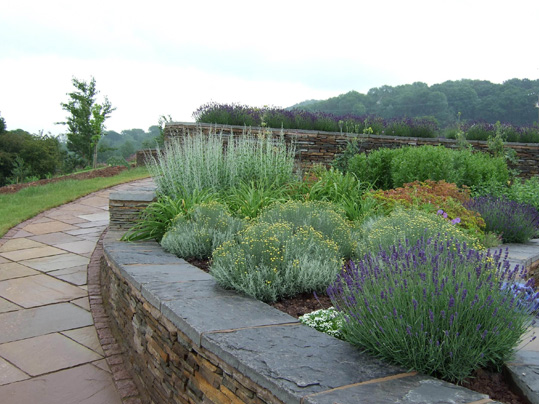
(0, 166), (150, 237)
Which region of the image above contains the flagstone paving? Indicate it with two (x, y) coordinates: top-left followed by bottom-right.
(0, 178), (153, 404)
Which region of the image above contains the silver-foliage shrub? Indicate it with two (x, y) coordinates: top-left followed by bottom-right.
(256, 200), (355, 258)
(160, 202), (247, 260)
(211, 221), (343, 303)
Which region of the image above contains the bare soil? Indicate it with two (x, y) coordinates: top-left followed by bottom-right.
(0, 165), (127, 194)
(185, 257), (530, 404)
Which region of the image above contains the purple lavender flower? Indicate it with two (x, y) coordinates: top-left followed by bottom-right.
(465, 196), (539, 243)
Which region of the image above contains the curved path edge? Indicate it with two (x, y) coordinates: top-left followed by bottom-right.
(0, 179), (152, 404)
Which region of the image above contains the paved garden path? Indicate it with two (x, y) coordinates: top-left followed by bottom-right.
(0, 178), (152, 404)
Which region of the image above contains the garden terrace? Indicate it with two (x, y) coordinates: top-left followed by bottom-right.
(102, 229), (507, 404)
(103, 184), (539, 404)
(163, 122), (539, 179)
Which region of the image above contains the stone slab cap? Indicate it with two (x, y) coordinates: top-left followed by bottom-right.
(141, 278), (232, 309)
(104, 243), (181, 268)
(109, 190), (156, 202)
(162, 294), (298, 347)
(302, 373), (497, 404)
(506, 350), (539, 404)
(202, 324), (407, 404)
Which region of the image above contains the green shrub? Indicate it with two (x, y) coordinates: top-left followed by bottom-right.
(256, 200), (355, 258)
(347, 146), (509, 190)
(509, 177), (539, 212)
(328, 237), (537, 383)
(211, 222), (343, 303)
(357, 209), (482, 257)
(160, 202), (247, 260)
(348, 148), (395, 189)
(288, 166), (371, 221)
(391, 146), (457, 187)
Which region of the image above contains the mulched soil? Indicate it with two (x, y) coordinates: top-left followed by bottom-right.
(185, 257), (530, 404)
(0, 165), (127, 194)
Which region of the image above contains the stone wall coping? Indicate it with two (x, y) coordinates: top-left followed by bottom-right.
(166, 121), (539, 148)
(103, 230), (498, 403)
(110, 189), (156, 202)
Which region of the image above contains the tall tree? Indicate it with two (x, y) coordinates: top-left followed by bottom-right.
(0, 113), (6, 134)
(58, 77), (115, 168)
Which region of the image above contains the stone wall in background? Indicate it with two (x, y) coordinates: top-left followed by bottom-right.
(164, 122), (539, 178)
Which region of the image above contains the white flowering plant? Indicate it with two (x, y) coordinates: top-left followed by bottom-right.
(299, 307), (345, 340)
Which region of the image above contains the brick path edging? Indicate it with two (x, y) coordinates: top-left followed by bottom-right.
(88, 229), (144, 404)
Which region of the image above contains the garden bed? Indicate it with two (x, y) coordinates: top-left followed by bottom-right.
(101, 231), (502, 404)
(185, 257), (532, 404)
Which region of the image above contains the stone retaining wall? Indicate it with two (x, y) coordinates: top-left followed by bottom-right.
(109, 190), (156, 231)
(164, 122), (539, 178)
(100, 231), (494, 404)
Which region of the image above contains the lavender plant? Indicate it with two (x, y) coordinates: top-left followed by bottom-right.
(328, 236), (537, 383)
(193, 103), (438, 138)
(465, 195), (539, 243)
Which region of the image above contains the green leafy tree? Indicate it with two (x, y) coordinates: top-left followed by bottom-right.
(0, 128), (64, 186)
(58, 77), (115, 168)
(0, 113), (6, 134)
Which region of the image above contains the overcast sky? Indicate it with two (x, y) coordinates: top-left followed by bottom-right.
(1, 0), (538, 136)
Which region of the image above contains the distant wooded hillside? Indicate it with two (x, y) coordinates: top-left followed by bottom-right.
(289, 79), (539, 127)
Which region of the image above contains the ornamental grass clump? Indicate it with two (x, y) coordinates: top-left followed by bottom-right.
(160, 202), (246, 260)
(146, 127), (297, 199)
(211, 221), (343, 303)
(290, 166), (370, 221)
(327, 237), (537, 383)
(465, 195), (539, 243)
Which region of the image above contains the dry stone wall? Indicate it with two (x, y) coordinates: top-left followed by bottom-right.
(164, 122), (539, 178)
(100, 230), (494, 404)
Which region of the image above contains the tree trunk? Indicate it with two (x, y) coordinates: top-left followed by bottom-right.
(93, 143), (98, 169)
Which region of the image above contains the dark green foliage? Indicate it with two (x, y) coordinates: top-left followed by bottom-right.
(346, 146), (509, 190)
(291, 78), (539, 127)
(0, 114), (6, 134)
(347, 148), (395, 190)
(121, 190), (219, 242)
(0, 129), (64, 186)
(57, 77), (115, 167)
